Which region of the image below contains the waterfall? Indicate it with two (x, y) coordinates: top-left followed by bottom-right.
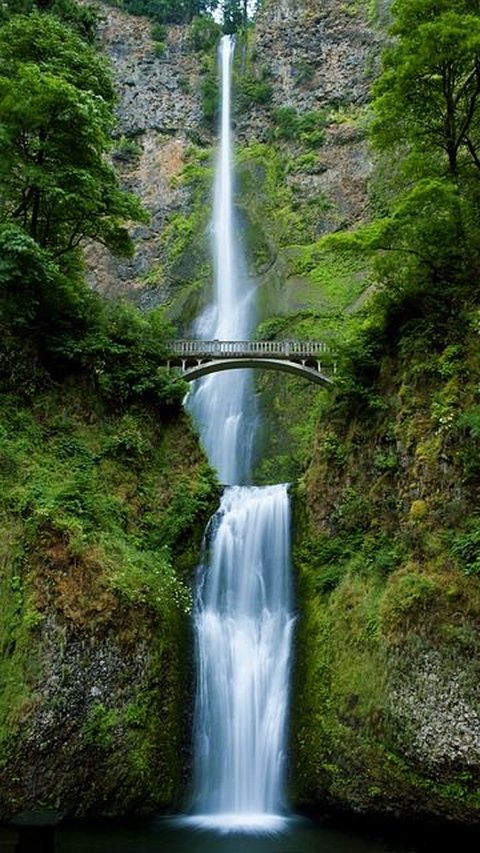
(187, 35), (257, 486)
(183, 35), (294, 834)
(191, 486), (294, 832)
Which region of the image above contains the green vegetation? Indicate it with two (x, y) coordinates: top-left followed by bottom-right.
(188, 14), (222, 51)
(101, 0), (251, 32)
(200, 56), (220, 124)
(236, 74), (273, 111)
(271, 106), (327, 148)
(0, 13), (144, 257)
(231, 136), (367, 482)
(0, 381), (218, 815)
(0, 1), (99, 40)
(158, 146), (214, 325)
(104, 0), (217, 25)
(222, 0), (247, 33)
(113, 134), (143, 163)
(0, 6), (186, 409)
(292, 0), (480, 823)
(0, 2), (218, 819)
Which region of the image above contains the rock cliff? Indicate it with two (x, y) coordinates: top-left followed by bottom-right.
(0, 386), (218, 820)
(292, 329), (480, 825)
(85, 3), (208, 308)
(86, 0), (382, 321)
(241, 0), (382, 228)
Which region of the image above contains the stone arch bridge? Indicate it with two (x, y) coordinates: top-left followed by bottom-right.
(166, 340), (334, 387)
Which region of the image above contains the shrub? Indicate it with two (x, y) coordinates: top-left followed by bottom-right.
(272, 107), (327, 147)
(109, 0), (205, 25)
(188, 15), (221, 52)
(451, 519), (480, 576)
(380, 571), (439, 637)
(236, 76), (273, 112)
(151, 22), (166, 41)
(112, 135), (142, 163)
(201, 72), (219, 123)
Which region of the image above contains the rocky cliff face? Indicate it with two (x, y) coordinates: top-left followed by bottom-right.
(292, 341), (480, 825)
(242, 0), (383, 229)
(85, 3), (208, 308)
(0, 387), (218, 821)
(87, 0), (383, 321)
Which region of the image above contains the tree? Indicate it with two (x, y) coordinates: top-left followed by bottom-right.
(0, 13), (146, 259)
(113, 0), (218, 25)
(0, 0), (98, 40)
(372, 0), (480, 178)
(325, 0), (480, 350)
(222, 0), (244, 33)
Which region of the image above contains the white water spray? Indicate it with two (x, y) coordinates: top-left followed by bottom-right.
(190, 485), (294, 832)
(184, 36), (294, 834)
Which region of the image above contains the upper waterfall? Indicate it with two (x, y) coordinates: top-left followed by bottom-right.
(186, 35), (257, 485)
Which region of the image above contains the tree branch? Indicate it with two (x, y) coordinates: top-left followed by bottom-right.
(465, 135), (480, 171)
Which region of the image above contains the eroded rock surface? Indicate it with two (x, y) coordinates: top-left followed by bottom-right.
(85, 3), (208, 307)
(87, 0), (383, 309)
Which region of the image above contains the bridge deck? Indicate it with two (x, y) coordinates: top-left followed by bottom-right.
(167, 339), (329, 359)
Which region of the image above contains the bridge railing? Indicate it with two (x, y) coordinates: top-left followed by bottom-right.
(168, 340), (329, 358)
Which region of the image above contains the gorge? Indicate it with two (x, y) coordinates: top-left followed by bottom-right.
(1, 0), (480, 849)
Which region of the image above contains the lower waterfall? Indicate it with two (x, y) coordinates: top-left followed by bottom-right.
(189, 485), (294, 832)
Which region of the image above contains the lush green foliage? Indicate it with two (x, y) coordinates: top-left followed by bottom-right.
(200, 58), (220, 123)
(0, 7), (218, 806)
(373, 0), (480, 178)
(104, 0), (218, 25)
(271, 106), (327, 148)
(188, 14), (222, 51)
(222, 0), (248, 33)
(293, 327), (480, 817)
(0, 223), (186, 409)
(0, 6), (186, 413)
(0, 0), (99, 40)
(0, 13), (145, 258)
(320, 0), (480, 406)
(236, 74), (272, 111)
(0, 383), (218, 806)
(102, 0), (251, 31)
(291, 0), (480, 821)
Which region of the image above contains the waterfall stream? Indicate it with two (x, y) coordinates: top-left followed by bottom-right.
(185, 35), (294, 833)
(190, 485), (294, 832)
(187, 34), (257, 486)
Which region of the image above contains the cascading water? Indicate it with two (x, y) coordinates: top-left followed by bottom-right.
(185, 35), (294, 834)
(190, 485), (294, 832)
(187, 35), (257, 486)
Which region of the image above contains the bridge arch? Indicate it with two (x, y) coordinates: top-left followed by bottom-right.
(180, 357), (332, 387)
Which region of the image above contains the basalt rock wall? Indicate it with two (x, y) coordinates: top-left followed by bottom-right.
(86, 1), (384, 321)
